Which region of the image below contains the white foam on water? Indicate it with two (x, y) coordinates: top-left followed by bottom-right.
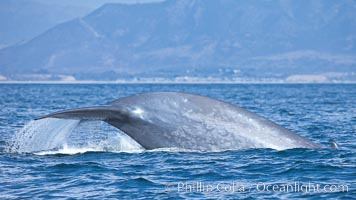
(7, 118), (144, 154)
(35, 144), (100, 155)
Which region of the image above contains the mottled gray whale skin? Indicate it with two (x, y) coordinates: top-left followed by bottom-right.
(36, 92), (322, 151)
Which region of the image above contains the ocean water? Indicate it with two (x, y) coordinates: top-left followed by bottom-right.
(0, 84), (355, 199)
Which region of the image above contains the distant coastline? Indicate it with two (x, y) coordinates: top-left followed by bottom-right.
(1, 80), (355, 84)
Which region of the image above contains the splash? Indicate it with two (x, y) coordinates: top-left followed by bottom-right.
(7, 118), (80, 153)
(7, 118), (143, 154)
(35, 144), (101, 155)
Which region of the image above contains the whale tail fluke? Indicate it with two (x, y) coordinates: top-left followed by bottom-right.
(33, 92), (326, 151)
(35, 106), (128, 121)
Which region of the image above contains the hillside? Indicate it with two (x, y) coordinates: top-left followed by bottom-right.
(0, 0), (355, 81)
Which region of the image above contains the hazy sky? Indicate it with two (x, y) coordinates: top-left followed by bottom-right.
(36, 0), (165, 10)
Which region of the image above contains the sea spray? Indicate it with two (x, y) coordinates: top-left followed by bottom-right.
(7, 118), (80, 153)
(7, 119), (143, 154)
(64, 120), (143, 153)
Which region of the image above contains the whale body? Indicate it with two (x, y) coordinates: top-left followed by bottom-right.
(36, 92), (322, 151)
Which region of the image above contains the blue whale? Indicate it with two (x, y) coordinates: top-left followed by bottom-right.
(36, 92), (323, 151)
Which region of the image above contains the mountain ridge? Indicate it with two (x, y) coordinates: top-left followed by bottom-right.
(0, 0), (355, 81)
(0, 0), (90, 48)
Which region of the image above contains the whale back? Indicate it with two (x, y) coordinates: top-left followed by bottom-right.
(37, 92), (321, 150)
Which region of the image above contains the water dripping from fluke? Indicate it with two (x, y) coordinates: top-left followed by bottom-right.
(6, 118), (143, 154)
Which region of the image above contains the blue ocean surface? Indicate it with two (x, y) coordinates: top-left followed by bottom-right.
(0, 84), (355, 199)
